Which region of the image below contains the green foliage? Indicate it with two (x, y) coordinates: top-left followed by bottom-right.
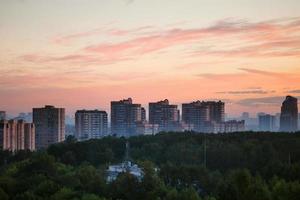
(0, 187), (8, 200)
(50, 187), (77, 200)
(81, 193), (106, 200)
(0, 132), (300, 199)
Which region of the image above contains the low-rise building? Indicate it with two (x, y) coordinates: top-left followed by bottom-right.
(211, 120), (245, 133)
(106, 141), (143, 183)
(136, 122), (159, 135)
(106, 161), (144, 183)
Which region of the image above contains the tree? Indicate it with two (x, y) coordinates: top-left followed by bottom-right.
(109, 172), (142, 200)
(81, 193), (106, 200)
(0, 188), (8, 200)
(50, 187), (77, 200)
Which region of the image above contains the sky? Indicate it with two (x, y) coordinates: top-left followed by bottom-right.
(0, 0), (300, 117)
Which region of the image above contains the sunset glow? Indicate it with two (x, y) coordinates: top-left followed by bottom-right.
(1, 0), (300, 116)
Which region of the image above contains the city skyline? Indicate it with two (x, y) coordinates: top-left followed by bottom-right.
(1, 0), (300, 116)
(1, 96), (299, 119)
(1, 96), (299, 150)
(1, 2), (300, 199)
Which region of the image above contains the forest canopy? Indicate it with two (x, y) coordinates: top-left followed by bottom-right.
(0, 131), (300, 200)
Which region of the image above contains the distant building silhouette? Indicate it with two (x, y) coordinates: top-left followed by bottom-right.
(0, 119), (35, 151)
(14, 112), (32, 122)
(275, 113), (281, 131)
(238, 112), (258, 131)
(0, 111), (5, 120)
(33, 105), (65, 149)
(241, 112), (250, 120)
(259, 114), (276, 131)
(280, 96), (298, 132)
(149, 99), (180, 132)
(257, 112), (266, 118)
(111, 98), (145, 137)
(75, 110), (108, 141)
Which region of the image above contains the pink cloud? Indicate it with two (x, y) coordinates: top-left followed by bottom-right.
(21, 17), (300, 65)
(192, 37), (300, 58)
(52, 25), (156, 44)
(21, 53), (132, 65)
(85, 17), (300, 59)
(52, 28), (104, 45)
(197, 68), (300, 83)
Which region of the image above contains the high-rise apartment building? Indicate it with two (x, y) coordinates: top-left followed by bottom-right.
(204, 101), (225, 123)
(298, 113), (300, 130)
(182, 101), (225, 132)
(33, 105), (65, 149)
(259, 114), (276, 131)
(149, 99), (180, 131)
(75, 110), (108, 140)
(0, 119), (35, 151)
(182, 101), (209, 132)
(24, 123), (35, 150)
(280, 96), (298, 132)
(275, 113), (281, 131)
(111, 98), (144, 136)
(0, 111), (6, 120)
(141, 107), (146, 122)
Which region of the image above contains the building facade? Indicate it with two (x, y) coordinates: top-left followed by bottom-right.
(136, 122), (159, 135)
(204, 101), (225, 123)
(259, 114), (276, 131)
(111, 98), (144, 137)
(212, 120), (245, 133)
(141, 107), (146, 122)
(182, 101), (225, 132)
(149, 99), (180, 132)
(280, 96), (298, 132)
(0, 119), (35, 151)
(298, 113), (300, 130)
(75, 110), (108, 140)
(33, 105), (65, 149)
(182, 101), (210, 132)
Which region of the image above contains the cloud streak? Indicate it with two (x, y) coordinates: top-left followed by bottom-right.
(197, 68), (300, 80)
(217, 90), (275, 95)
(85, 18), (300, 58)
(237, 96), (300, 107)
(286, 89), (300, 93)
(22, 17), (300, 65)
